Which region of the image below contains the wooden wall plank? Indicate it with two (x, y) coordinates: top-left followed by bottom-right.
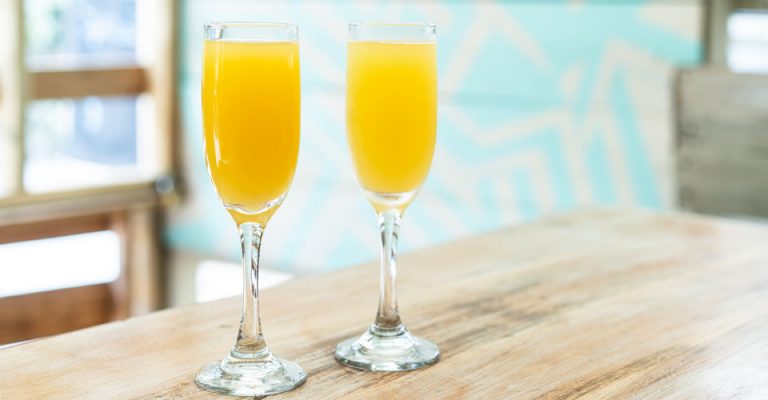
(675, 68), (768, 217)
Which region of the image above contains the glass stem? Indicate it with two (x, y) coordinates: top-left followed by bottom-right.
(373, 209), (404, 334)
(232, 222), (270, 359)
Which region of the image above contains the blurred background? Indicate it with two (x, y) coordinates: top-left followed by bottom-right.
(1, 0), (767, 344)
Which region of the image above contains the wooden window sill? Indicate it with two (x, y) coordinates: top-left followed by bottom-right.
(0, 180), (173, 228)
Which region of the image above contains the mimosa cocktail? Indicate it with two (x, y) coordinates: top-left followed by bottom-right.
(195, 22), (305, 397)
(336, 22), (440, 372)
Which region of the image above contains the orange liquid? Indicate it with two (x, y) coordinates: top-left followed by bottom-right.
(202, 40), (300, 224)
(346, 41), (437, 195)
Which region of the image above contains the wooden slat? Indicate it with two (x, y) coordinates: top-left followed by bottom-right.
(677, 69), (768, 139)
(0, 213), (112, 244)
(0, 284), (114, 345)
(3, 209), (768, 398)
(680, 181), (768, 216)
(29, 67), (147, 99)
(678, 146), (768, 179)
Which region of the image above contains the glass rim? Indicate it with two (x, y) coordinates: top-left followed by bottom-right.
(348, 21), (436, 42)
(349, 21), (436, 30)
(204, 21), (298, 30)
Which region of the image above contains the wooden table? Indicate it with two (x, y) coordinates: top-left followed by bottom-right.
(3, 209), (768, 399)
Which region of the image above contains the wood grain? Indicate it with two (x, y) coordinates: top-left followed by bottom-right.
(2, 209), (768, 399)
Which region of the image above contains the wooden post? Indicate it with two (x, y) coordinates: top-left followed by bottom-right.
(141, 0), (179, 182)
(0, 0), (26, 196)
(126, 208), (164, 315)
(703, 0), (733, 66)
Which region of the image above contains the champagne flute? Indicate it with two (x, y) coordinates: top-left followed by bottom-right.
(335, 22), (440, 371)
(195, 22), (305, 396)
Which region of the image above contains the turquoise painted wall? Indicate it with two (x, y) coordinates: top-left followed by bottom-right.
(168, 0), (703, 273)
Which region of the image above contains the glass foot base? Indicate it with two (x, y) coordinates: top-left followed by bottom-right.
(195, 354), (306, 396)
(335, 325), (440, 372)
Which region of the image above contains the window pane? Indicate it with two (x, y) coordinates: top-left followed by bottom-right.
(24, 96), (152, 193)
(727, 11), (768, 73)
(25, 0), (136, 67)
(0, 231), (121, 297)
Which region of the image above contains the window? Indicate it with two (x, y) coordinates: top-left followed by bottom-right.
(0, 231), (121, 297)
(0, 0), (177, 343)
(1, 0), (175, 195)
(706, 0), (768, 70)
(727, 10), (768, 73)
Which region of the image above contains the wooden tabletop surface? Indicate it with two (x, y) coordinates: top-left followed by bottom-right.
(2, 209), (768, 399)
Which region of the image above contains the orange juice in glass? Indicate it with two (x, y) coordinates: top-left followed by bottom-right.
(336, 22), (440, 372)
(196, 22), (305, 397)
(202, 39), (300, 225)
(347, 40), (437, 202)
